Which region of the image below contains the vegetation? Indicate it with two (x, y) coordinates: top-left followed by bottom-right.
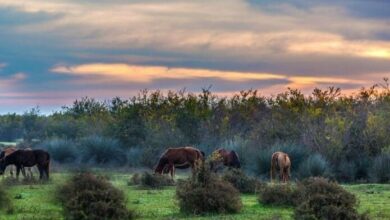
(176, 163), (243, 215)
(57, 172), (135, 220)
(222, 168), (263, 193)
(294, 177), (368, 220)
(0, 184), (13, 214)
(258, 184), (297, 206)
(0, 173), (389, 219)
(138, 172), (175, 189)
(1, 81), (390, 182)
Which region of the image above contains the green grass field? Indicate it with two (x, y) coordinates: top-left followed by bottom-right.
(0, 173), (389, 220)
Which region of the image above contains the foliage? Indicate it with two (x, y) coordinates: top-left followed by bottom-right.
(79, 136), (127, 166)
(294, 177), (367, 220)
(41, 138), (78, 163)
(176, 162), (242, 215)
(370, 154), (390, 183)
(128, 173), (142, 186)
(1, 82), (390, 182)
(138, 172), (175, 189)
(297, 154), (330, 179)
(258, 184), (297, 206)
(57, 172), (134, 220)
(222, 168), (263, 193)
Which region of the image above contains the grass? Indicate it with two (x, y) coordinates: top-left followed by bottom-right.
(0, 172), (389, 220)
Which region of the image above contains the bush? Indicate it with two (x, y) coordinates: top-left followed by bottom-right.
(335, 160), (357, 183)
(176, 162), (242, 215)
(222, 169), (263, 193)
(79, 136), (127, 166)
(370, 154), (390, 183)
(128, 173), (142, 186)
(258, 184), (297, 206)
(139, 172), (175, 189)
(41, 138), (78, 163)
(297, 154), (330, 179)
(294, 177), (367, 220)
(57, 172), (134, 220)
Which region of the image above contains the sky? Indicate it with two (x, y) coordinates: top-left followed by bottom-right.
(0, 0), (389, 114)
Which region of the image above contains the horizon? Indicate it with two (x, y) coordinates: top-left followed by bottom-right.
(1, 0), (389, 113)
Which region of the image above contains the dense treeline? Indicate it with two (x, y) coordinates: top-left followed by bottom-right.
(1, 79), (390, 182)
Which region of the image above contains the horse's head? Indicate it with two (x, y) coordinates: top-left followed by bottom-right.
(230, 151), (241, 169)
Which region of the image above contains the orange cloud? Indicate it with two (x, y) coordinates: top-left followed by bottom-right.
(51, 63), (286, 83)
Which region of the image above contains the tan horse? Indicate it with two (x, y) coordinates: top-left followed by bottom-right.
(154, 146), (204, 178)
(0, 147), (33, 178)
(270, 151), (291, 183)
(210, 148), (241, 171)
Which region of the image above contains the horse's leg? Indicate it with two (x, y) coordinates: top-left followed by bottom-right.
(279, 168), (284, 183)
(10, 165), (14, 177)
(16, 166), (21, 180)
(44, 165), (49, 180)
(21, 166), (27, 178)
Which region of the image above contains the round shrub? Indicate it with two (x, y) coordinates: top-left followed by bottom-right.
(222, 168), (263, 193)
(41, 138), (78, 163)
(297, 154), (330, 179)
(139, 172), (175, 189)
(258, 184), (297, 206)
(294, 177), (366, 220)
(57, 172), (135, 220)
(370, 154), (390, 183)
(176, 163), (242, 215)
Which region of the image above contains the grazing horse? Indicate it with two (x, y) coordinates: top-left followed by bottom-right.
(154, 147), (204, 178)
(0, 147), (34, 178)
(210, 148), (241, 171)
(270, 151), (291, 183)
(0, 149), (50, 180)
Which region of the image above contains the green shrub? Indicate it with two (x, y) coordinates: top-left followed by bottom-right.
(140, 172), (175, 189)
(79, 136), (127, 166)
(128, 173), (142, 186)
(335, 161), (357, 183)
(222, 168), (263, 193)
(57, 172), (135, 220)
(176, 162), (242, 215)
(258, 184), (297, 206)
(370, 154), (390, 183)
(41, 138), (78, 163)
(297, 154), (330, 179)
(294, 177), (367, 220)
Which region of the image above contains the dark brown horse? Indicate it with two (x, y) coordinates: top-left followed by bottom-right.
(0, 147), (34, 178)
(210, 148), (241, 171)
(0, 149), (50, 180)
(270, 151), (291, 183)
(155, 147), (204, 178)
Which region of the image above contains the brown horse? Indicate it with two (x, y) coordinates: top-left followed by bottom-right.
(0, 147), (34, 178)
(270, 151), (291, 183)
(154, 147), (204, 178)
(210, 148), (241, 171)
(0, 149), (50, 180)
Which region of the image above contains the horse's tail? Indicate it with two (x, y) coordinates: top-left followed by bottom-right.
(230, 150), (241, 168)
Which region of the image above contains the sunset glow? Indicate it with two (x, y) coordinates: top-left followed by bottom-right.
(0, 0), (389, 113)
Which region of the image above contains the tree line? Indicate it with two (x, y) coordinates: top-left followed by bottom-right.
(1, 79), (389, 182)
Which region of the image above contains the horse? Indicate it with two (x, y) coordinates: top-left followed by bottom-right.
(154, 147), (204, 178)
(270, 151), (291, 183)
(210, 148), (241, 171)
(162, 151), (205, 174)
(0, 149), (50, 180)
(0, 147), (34, 178)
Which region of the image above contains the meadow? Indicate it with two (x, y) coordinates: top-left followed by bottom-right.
(0, 172), (389, 220)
